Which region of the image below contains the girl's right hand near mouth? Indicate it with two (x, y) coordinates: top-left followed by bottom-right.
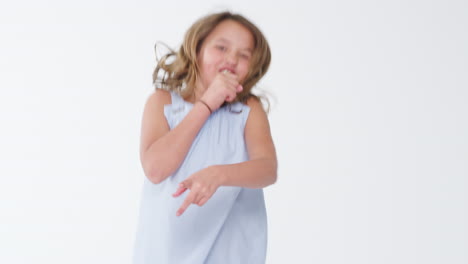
(200, 70), (243, 112)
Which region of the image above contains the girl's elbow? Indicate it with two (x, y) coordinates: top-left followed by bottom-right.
(147, 165), (168, 185)
(269, 159), (278, 185)
(264, 163), (277, 187)
(148, 173), (164, 185)
(269, 172), (278, 186)
(141, 155), (171, 184)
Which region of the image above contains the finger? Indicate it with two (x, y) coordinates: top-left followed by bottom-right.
(220, 70), (239, 81)
(196, 196), (209, 207)
(172, 185), (187, 197)
(227, 81), (241, 96)
(172, 182), (187, 197)
(226, 85), (238, 100)
(176, 192), (195, 217)
(221, 69), (234, 76)
(226, 94), (236, 102)
(179, 180), (191, 190)
(194, 193), (203, 205)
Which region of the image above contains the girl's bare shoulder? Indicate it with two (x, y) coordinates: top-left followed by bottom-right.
(245, 96), (266, 114)
(146, 88), (172, 106)
(140, 88), (172, 158)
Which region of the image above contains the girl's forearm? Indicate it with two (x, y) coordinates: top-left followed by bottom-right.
(145, 102), (210, 184)
(215, 158), (277, 189)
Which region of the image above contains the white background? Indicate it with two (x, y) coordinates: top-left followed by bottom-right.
(1, 0), (467, 263)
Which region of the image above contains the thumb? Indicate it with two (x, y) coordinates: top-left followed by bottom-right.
(172, 180), (190, 197)
(236, 84), (243, 93)
(180, 179), (192, 189)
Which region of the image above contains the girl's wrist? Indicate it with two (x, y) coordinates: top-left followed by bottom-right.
(198, 99), (213, 114)
(191, 101), (212, 119)
(209, 165), (226, 187)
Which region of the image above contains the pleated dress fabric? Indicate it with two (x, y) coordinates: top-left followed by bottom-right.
(132, 91), (268, 264)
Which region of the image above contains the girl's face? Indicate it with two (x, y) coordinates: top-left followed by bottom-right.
(196, 19), (254, 92)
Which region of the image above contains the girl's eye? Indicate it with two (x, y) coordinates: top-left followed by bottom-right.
(216, 45), (226, 51)
(240, 53), (251, 60)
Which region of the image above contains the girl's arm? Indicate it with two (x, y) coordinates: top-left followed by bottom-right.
(172, 96), (277, 216)
(141, 71), (243, 185)
(215, 96), (277, 188)
(139, 89), (211, 184)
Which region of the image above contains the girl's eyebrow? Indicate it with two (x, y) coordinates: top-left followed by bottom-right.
(215, 38), (253, 53)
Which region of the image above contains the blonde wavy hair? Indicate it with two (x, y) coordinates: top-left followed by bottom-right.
(152, 11), (272, 110)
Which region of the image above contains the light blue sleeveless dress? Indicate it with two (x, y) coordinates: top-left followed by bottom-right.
(132, 91), (268, 264)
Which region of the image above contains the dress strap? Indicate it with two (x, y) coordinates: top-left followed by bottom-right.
(227, 102), (244, 114)
(169, 91), (184, 107)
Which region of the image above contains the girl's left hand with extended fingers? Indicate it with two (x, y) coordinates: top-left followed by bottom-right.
(172, 166), (222, 217)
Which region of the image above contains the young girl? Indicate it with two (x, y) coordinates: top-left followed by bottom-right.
(133, 11), (277, 264)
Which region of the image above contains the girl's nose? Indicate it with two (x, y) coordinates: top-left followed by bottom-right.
(225, 52), (238, 66)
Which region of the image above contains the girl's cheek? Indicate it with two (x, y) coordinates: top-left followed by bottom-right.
(240, 64), (250, 80)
